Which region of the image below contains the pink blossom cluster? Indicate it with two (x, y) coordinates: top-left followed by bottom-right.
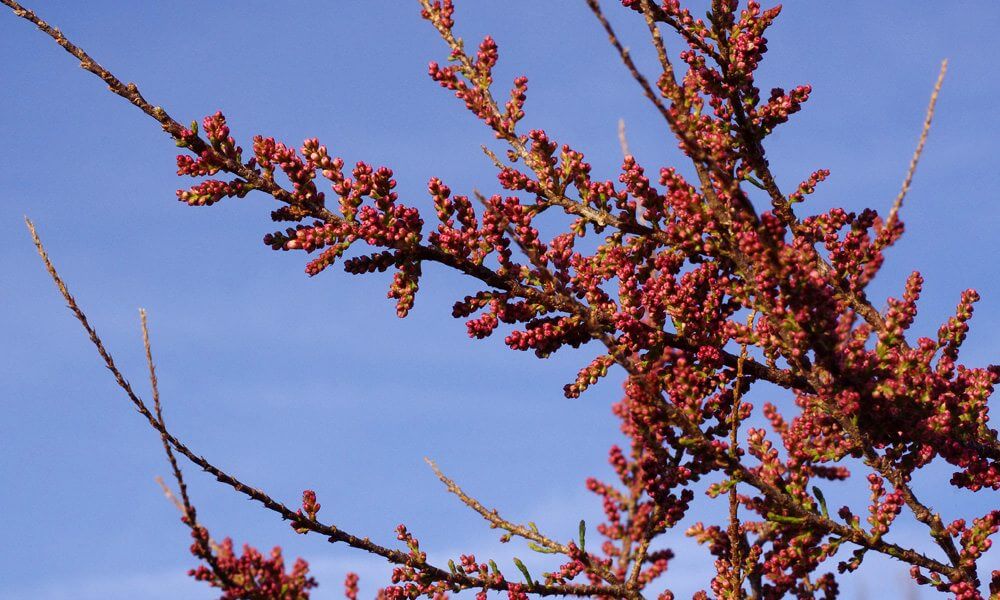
(7, 0), (996, 596)
(168, 0), (1000, 596)
(187, 524), (317, 599)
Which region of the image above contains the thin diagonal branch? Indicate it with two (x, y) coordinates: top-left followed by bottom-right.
(618, 118), (631, 158)
(25, 216), (626, 599)
(425, 458), (629, 593)
(142, 309), (194, 514)
(0, 0), (311, 212)
(584, 0), (689, 155)
(885, 59), (948, 231)
(638, 0), (673, 78)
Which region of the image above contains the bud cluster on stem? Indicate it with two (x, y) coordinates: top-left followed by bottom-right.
(6, 0), (998, 597)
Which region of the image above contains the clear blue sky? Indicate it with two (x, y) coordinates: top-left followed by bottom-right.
(2, 2), (997, 598)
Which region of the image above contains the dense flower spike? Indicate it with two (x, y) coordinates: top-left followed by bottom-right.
(188, 531), (318, 599)
(8, 0), (997, 597)
(344, 572), (360, 600)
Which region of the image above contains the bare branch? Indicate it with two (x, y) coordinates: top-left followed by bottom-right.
(25, 216), (626, 598)
(618, 118), (631, 158)
(885, 59), (949, 230)
(141, 309), (194, 515)
(425, 458), (628, 592)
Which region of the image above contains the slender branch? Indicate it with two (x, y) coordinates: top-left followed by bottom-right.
(155, 476), (187, 514)
(640, 3), (722, 63)
(638, 0), (673, 78)
(25, 216), (626, 599)
(884, 59), (948, 232)
(623, 507), (659, 593)
(425, 458), (628, 592)
(0, 0), (314, 213)
(727, 311), (755, 597)
(142, 309), (194, 514)
(425, 459), (567, 554)
(618, 118), (631, 158)
(584, 0), (691, 157)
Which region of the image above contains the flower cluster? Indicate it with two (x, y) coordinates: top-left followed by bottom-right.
(9, 0), (997, 597)
(165, 0), (999, 596)
(188, 525), (318, 599)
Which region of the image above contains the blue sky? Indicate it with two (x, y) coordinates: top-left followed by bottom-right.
(1, 2), (998, 598)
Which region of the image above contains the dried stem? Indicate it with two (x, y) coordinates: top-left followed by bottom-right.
(884, 59), (949, 231)
(155, 475), (187, 514)
(25, 216), (627, 598)
(141, 309), (194, 514)
(425, 458), (628, 593)
(618, 118), (631, 158)
(584, 0), (689, 155)
(727, 311), (755, 597)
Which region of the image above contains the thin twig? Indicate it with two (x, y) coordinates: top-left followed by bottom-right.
(141, 325), (234, 589)
(727, 311), (756, 596)
(142, 309), (194, 514)
(425, 459), (565, 552)
(0, 0), (313, 212)
(584, 0), (685, 149)
(155, 475), (226, 555)
(425, 458), (628, 592)
(25, 217), (624, 599)
(155, 475), (186, 513)
(638, 0), (673, 78)
(885, 59), (948, 231)
(618, 118), (631, 158)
